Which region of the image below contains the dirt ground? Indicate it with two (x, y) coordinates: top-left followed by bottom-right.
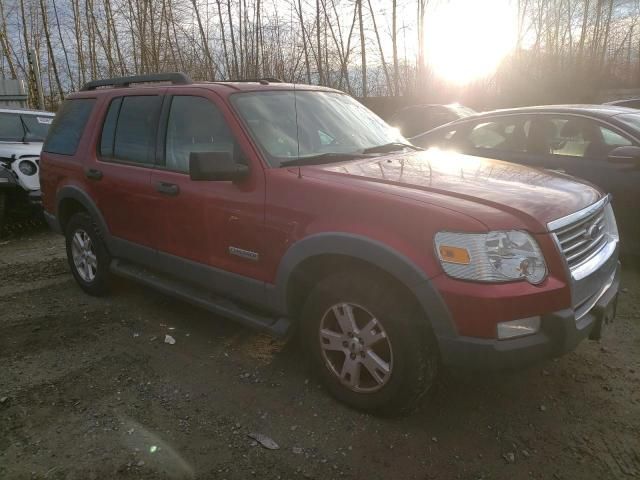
(1, 227), (639, 480)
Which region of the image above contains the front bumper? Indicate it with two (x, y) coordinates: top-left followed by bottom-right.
(438, 261), (620, 370)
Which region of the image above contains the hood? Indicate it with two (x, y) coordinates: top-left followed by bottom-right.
(310, 150), (601, 230)
(0, 142), (44, 159)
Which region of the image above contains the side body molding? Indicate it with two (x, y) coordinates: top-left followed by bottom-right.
(271, 233), (456, 339)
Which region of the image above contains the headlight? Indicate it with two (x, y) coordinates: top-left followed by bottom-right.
(18, 160), (38, 176)
(435, 230), (547, 284)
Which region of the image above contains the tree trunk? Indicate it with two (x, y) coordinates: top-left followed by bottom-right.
(227, 0), (240, 78)
(367, 0), (392, 95)
(358, 0), (366, 97)
(392, 0), (399, 96)
(0, 0), (18, 78)
(296, 0), (312, 83)
(191, 0), (215, 80)
(316, 0), (323, 84)
(39, 0), (64, 100)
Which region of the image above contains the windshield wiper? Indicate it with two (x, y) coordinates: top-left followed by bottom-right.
(280, 152), (369, 167)
(361, 142), (422, 154)
(19, 116), (32, 143)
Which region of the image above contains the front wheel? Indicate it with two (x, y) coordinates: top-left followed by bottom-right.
(65, 212), (111, 296)
(300, 271), (439, 415)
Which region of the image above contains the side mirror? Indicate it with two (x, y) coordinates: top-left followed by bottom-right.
(607, 146), (640, 167)
(189, 151), (249, 181)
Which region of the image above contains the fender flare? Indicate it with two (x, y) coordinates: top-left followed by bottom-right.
(273, 232), (456, 339)
(55, 186), (111, 243)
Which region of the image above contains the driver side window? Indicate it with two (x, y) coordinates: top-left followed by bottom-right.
(164, 96), (237, 173)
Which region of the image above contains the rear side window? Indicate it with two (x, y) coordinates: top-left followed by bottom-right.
(99, 95), (162, 165)
(43, 98), (95, 155)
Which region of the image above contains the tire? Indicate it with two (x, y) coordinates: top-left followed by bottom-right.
(300, 270), (439, 415)
(65, 212), (111, 296)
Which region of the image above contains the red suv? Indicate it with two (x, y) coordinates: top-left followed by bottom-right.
(40, 73), (620, 414)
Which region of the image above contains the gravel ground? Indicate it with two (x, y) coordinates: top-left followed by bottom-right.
(1, 228), (639, 480)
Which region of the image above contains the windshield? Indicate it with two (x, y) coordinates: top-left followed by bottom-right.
(0, 112), (53, 142)
(231, 91), (407, 167)
(617, 113), (640, 132)
(21, 114), (53, 141)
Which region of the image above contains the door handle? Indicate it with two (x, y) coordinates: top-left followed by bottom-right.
(85, 168), (103, 180)
(154, 181), (180, 196)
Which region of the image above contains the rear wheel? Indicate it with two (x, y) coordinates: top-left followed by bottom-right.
(65, 212), (111, 296)
(300, 270), (439, 415)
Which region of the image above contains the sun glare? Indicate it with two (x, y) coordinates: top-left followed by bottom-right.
(424, 0), (518, 85)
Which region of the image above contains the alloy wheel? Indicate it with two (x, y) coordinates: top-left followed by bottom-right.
(71, 229), (97, 282)
(318, 302), (393, 393)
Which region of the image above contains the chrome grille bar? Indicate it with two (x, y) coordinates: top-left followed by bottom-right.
(548, 196), (611, 271)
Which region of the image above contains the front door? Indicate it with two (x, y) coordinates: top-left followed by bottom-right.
(150, 91), (267, 301)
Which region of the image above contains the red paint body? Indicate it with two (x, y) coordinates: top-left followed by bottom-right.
(41, 82), (603, 339)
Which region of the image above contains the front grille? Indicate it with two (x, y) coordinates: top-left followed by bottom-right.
(553, 204), (607, 270)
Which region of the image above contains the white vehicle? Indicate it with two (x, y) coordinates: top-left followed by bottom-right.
(0, 108), (55, 230)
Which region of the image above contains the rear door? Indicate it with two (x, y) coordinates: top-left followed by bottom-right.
(149, 90), (267, 294)
(88, 92), (164, 253)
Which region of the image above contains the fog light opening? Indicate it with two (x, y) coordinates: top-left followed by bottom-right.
(497, 316), (541, 340)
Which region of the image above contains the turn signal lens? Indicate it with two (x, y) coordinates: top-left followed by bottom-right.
(438, 245), (471, 265)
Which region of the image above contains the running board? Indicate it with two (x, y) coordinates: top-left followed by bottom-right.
(110, 259), (290, 337)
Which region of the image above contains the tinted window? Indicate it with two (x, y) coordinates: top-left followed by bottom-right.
(43, 99), (95, 155)
(468, 118), (529, 152)
(99, 97), (123, 158)
(529, 116), (635, 159)
(112, 96), (162, 165)
(165, 96), (235, 172)
(600, 127), (632, 147)
(0, 113), (24, 141)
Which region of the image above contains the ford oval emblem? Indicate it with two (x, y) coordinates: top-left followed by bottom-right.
(584, 221), (603, 241)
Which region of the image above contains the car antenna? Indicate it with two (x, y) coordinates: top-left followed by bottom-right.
(293, 80), (302, 179)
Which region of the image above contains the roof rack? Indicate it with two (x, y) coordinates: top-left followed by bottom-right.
(81, 72), (192, 91)
(225, 78), (284, 85)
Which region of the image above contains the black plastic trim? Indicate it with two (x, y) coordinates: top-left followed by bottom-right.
(55, 186), (111, 241)
(111, 259), (289, 336)
(270, 232), (456, 339)
(438, 261), (621, 370)
(154, 249), (267, 308)
(81, 72), (192, 91)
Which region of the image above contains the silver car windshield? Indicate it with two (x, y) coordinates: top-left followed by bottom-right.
(231, 91), (406, 167)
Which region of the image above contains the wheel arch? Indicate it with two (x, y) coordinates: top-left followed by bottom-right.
(274, 233), (456, 339)
(56, 186), (110, 242)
